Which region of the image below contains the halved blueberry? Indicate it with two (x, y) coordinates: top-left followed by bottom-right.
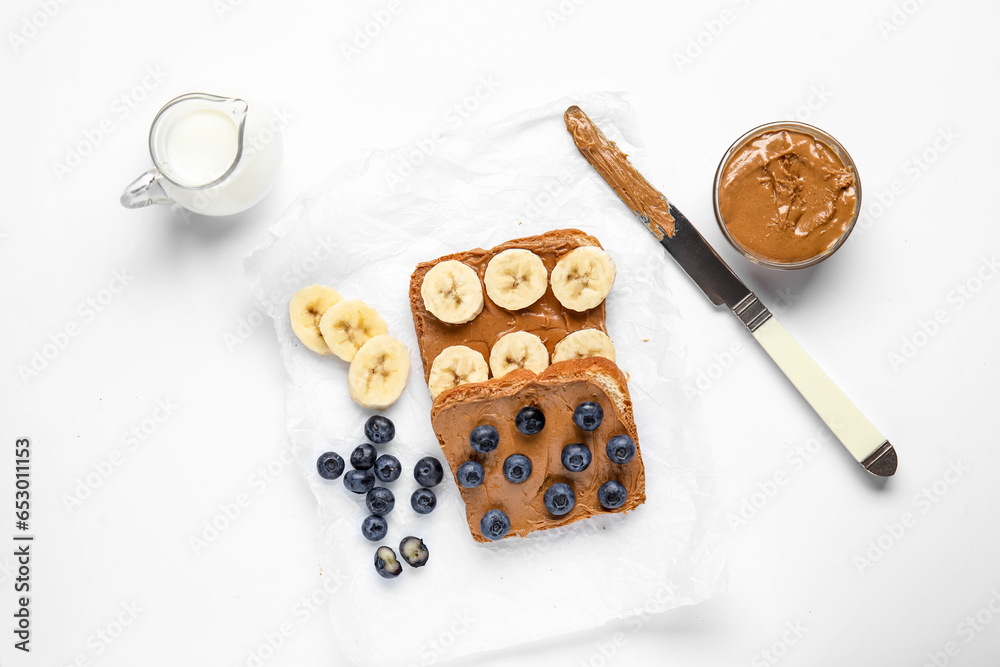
(515, 407), (545, 435)
(366, 487), (395, 516)
(503, 454), (532, 484)
(470, 425), (500, 453)
(364, 415), (395, 444)
(374, 546), (402, 579)
(343, 469), (375, 494)
(414, 456), (444, 487)
(573, 402), (604, 431)
(399, 536), (429, 567)
(606, 435), (636, 464)
(411, 488), (437, 514)
(598, 480), (627, 509)
(350, 443), (377, 470)
(561, 443), (592, 472)
(456, 461), (485, 488)
(361, 514), (388, 541)
(543, 483), (576, 516)
(374, 454), (401, 483)
(480, 509), (511, 541)
(316, 452), (345, 480)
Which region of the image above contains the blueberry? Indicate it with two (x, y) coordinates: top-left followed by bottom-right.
(343, 469), (375, 494)
(598, 480), (627, 509)
(456, 461), (485, 488)
(374, 454), (401, 483)
(350, 443), (377, 470)
(561, 443), (592, 472)
(543, 483), (576, 516)
(606, 435), (636, 464)
(502, 454), (532, 484)
(399, 536), (429, 568)
(316, 452), (345, 480)
(573, 401), (604, 431)
(374, 546), (402, 579)
(515, 407), (545, 435)
(364, 415), (395, 444)
(361, 515), (388, 541)
(480, 509), (511, 541)
(366, 487), (395, 516)
(414, 456), (444, 487)
(411, 488), (437, 514)
(469, 425), (500, 453)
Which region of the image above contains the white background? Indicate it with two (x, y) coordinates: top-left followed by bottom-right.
(3, 1), (999, 666)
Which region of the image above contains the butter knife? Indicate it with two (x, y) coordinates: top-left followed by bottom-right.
(564, 106), (897, 477)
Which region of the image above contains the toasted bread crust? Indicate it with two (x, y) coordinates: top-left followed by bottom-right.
(433, 357), (630, 426)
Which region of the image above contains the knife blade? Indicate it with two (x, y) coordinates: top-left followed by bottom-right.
(564, 105), (897, 477)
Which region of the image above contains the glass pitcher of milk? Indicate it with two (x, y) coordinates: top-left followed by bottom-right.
(120, 92), (282, 217)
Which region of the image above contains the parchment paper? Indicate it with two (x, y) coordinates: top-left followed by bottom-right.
(244, 92), (725, 667)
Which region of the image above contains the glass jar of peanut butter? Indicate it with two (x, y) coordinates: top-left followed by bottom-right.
(713, 121), (861, 269)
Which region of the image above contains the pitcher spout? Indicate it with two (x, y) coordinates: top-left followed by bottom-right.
(224, 97), (249, 125)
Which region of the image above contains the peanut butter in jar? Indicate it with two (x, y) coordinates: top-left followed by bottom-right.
(714, 122), (861, 269)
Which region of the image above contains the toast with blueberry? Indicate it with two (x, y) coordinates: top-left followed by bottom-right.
(430, 357), (645, 542)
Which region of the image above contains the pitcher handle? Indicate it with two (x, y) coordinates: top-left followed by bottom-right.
(120, 169), (172, 209)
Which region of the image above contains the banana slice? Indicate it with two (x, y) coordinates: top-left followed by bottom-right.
(489, 331), (549, 378)
(552, 329), (617, 364)
(550, 246), (616, 312)
(348, 335), (410, 410)
(421, 260), (484, 324)
(319, 299), (389, 362)
(428, 345), (489, 399)
(289, 285), (343, 355)
(484, 249), (548, 310)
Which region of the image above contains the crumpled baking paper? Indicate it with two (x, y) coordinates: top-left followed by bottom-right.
(244, 92), (725, 667)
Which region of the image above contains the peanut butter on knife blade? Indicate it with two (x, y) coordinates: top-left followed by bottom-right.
(564, 105), (675, 239)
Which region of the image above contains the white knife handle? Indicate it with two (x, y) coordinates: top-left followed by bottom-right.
(734, 295), (896, 476)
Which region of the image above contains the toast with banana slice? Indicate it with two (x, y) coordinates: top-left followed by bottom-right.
(409, 229), (618, 394)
